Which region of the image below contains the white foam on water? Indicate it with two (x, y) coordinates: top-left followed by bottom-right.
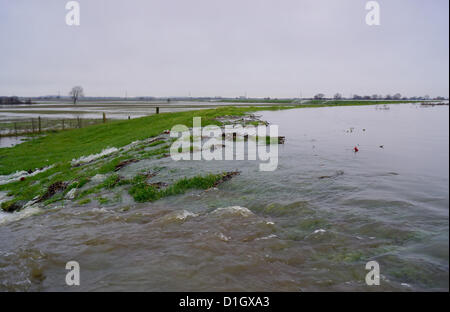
(91, 174), (107, 183)
(65, 188), (77, 199)
(0, 165), (53, 186)
(71, 147), (118, 166)
(217, 232), (230, 241)
(0, 205), (42, 226)
(255, 234), (278, 240)
(401, 283), (412, 288)
(173, 210), (198, 221)
(210, 206), (254, 217)
(159, 210), (199, 224)
(313, 229), (326, 234)
(92, 208), (109, 213)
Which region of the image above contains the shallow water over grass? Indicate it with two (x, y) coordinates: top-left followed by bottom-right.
(0, 136), (27, 148)
(0, 103), (448, 291)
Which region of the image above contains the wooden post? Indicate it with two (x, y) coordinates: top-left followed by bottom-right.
(103, 112), (106, 123)
(77, 116), (81, 128)
(62, 119), (65, 130)
(156, 107), (160, 114)
(14, 122), (17, 136)
(128, 116), (130, 120)
(38, 116), (41, 133)
(31, 118), (34, 133)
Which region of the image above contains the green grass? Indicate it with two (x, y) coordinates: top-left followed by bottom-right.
(129, 172), (229, 202)
(220, 99), (296, 104)
(98, 197), (109, 205)
(77, 198), (91, 205)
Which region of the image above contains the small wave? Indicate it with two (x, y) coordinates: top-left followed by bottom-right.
(255, 234), (278, 241)
(0, 206), (42, 225)
(91, 208), (109, 213)
(161, 210), (199, 223)
(210, 206), (254, 217)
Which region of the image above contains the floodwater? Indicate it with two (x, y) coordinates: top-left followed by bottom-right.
(0, 103), (448, 291)
(0, 100), (267, 121)
(0, 136), (28, 148)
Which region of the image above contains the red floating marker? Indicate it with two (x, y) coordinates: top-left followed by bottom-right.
(354, 146), (359, 152)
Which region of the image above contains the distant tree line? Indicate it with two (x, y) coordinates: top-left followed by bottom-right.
(0, 96), (32, 104)
(313, 93), (446, 101)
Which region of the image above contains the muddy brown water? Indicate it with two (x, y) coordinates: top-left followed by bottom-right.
(0, 103), (448, 291)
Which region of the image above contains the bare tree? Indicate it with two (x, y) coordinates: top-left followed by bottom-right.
(334, 93), (342, 100)
(69, 86), (84, 105)
(314, 93), (325, 100)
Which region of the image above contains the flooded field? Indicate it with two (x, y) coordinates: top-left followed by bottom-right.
(0, 100), (273, 121)
(0, 103), (448, 291)
(0, 136), (28, 148)
(0, 100), (280, 142)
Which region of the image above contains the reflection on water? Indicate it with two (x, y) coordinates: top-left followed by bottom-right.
(0, 104), (448, 291)
(0, 136), (27, 148)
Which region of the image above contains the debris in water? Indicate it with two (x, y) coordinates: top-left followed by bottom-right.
(354, 146), (359, 152)
(114, 159), (139, 171)
(318, 170), (344, 179)
(1, 200), (26, 213)
(39, 181), (68, 202)
(149, 182), (168, 189)
(212, 171), (240, 187)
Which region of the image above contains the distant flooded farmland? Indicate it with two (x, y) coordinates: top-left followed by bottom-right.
(0, 100), (276, 139)
(0, 100), (271, 121)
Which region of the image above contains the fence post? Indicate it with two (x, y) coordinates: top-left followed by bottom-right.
(62, 119), (65, 130)
(128, 116), (130, 120)
(156, 107), (159, 114)
(14, 122), (17, 136)
(31, 118), (35, 133)
(77, 116), (81, 128)
(38, 116), (41, 133)
(103, 112), (106, 123)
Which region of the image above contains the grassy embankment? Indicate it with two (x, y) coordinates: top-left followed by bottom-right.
(0, 101), (418, 210)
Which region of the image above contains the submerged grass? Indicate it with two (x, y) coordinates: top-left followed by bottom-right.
(129, 172), (230, 203)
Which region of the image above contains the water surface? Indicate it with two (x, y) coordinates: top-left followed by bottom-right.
(0, 103), (448, 291)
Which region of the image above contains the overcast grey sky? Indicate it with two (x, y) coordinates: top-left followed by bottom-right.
(0, 0), (448, 98)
